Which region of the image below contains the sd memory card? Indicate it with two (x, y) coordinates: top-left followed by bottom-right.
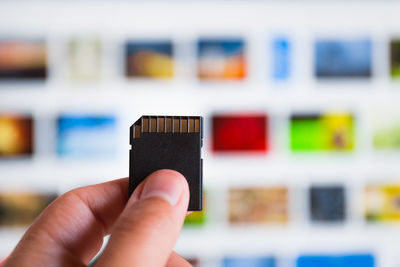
(129, 115), (203, 211)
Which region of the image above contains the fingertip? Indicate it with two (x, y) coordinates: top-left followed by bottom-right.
(95, 170), (190, 267)
(149, 169), (190, 207)
(128, 169), (190, 208)
(151, 169), (188, 187)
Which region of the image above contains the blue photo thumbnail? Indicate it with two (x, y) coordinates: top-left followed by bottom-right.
(297, 254), (374, 267)
(315, 39), (372, 78)
(223, 256), (275, 267)
(57, 114), (117, 158)
(272, 37), (291, 80)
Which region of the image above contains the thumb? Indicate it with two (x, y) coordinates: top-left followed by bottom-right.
(94, 169), (189, 267)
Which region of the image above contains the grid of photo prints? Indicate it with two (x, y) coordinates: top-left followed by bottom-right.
(1, 31), (400, 267)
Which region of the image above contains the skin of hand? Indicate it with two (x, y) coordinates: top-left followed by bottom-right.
(2, 169), (192, 267)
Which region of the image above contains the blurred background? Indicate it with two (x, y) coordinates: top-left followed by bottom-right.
(0, 1), (400, 266)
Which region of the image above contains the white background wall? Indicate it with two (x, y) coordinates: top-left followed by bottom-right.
(0, 1), (400, 266)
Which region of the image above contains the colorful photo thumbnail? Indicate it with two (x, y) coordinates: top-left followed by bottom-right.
(391, 40), (400, 78)
(0, 192), (57, 227)
(197, 38), (246, 80)
(69, 37), (102, 81)
(223, 256), (275, 267)
(0, 39), (47, 80)
(184, 193), (206, 227)
(125, 41), (173, 79)
(272, 37), (291, 81)
(314, 39), (372, 78)
(212, 113), (268, 153)
(310, 186), (346, 222)
(57, 114), (117, 158)
(184, 209), (206, 226)
(373, 114), (400, 150)
(290, 113), (354, 151)
(0, 114), (33, 158)
(297, 254), (374, 267)
(229, 187), (288, 224)
(365, 184), (400, 222)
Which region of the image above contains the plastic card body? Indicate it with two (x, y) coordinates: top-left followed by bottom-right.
(129, 116), (203, 211)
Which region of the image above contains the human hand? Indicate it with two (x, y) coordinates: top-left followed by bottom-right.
(2, 169), (192, 267)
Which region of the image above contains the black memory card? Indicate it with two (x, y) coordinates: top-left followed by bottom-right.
(129, 115), (203, 211)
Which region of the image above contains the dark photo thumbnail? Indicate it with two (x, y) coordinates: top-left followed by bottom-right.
(0, 39), (47, 80)
(310, 185), (346, 222)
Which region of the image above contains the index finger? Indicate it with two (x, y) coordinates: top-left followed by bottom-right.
(3, 178), (129, 266)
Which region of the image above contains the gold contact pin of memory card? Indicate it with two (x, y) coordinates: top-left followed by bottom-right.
(132, 115), (201, 139)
